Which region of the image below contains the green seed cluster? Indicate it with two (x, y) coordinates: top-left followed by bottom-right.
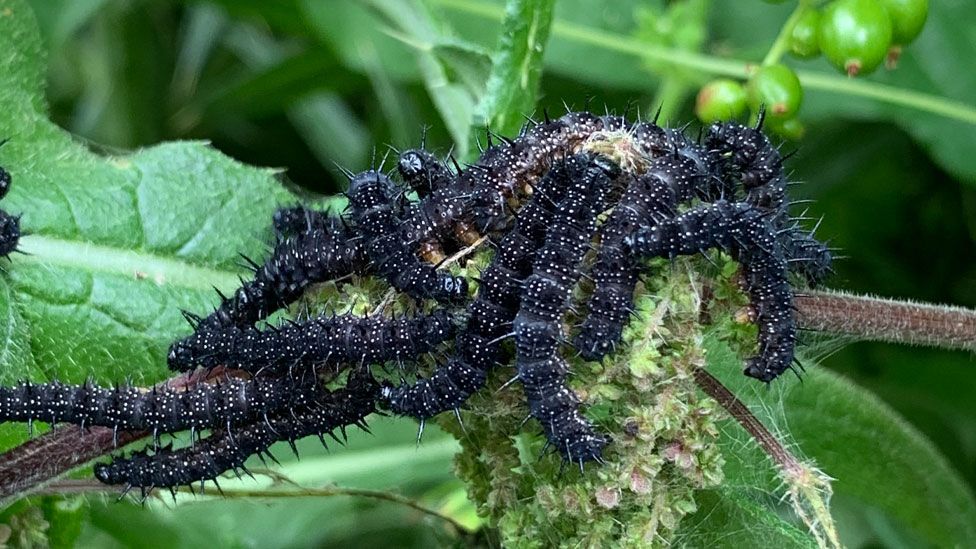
(437, 255), (726, 547)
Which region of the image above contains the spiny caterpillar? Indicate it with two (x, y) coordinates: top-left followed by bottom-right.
(0, 108), (831, 490)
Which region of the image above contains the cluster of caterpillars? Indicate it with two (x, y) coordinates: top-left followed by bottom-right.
(0, 111), (832, 497)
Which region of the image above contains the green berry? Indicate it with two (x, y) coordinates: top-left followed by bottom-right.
(695, 79), (748, 123)
(789, 8), (821, 59)
(768, 117), (806, 140)
(819, 0), (893, 76)
(747, 64), (803, 120)
(880, 0), (928, 45)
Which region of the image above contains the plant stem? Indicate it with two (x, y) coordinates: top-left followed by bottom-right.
(762, 0), (811, 67)
(795, 289), (976, 351)
(37, 480), (470, 534)
(693, 368), (841, 549)
(693, 368), (800, 472)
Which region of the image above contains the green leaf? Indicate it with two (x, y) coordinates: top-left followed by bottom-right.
(703, 335), (976, 548)
(193, 49), (365, 120)
(323, 0), (479, 156)
(298, 0), (423, 83)
(0, 0), (295, 444)
(431, 39), (492, 97)
(416, 53), (477, 157)
(676, 488), (816, 548)
(41, 495), (87, 549)
(474, 0), (556, 136)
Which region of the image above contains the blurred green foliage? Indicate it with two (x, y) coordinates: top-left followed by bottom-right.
(3, 0), (975, 546)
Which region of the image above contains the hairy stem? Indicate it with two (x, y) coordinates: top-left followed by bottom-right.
(693, 367), (840, 549)
(795, 289), (976, 351)
(693, 368), (800, 472)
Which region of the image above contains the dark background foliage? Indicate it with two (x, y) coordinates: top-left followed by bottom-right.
(8, 0), (976, 546)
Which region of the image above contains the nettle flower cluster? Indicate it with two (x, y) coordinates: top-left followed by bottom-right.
(0, 111), (830, 530)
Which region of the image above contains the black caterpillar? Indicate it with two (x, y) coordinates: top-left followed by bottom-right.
(0, 108), (833, 493)
(514, 152), (618, 464)
(626, 200), (796, 381)
(169, 309), (456, 373)
(348, 170), (469, 304)
(93, 368), (379, 496)
(574, 159), (680, 361)
(395, 150), (473, 264)
(195, 213), (369, 331)
(705, 120), (833, 286)
(0, 375), (313, 440)
(380, 153), (577, 420)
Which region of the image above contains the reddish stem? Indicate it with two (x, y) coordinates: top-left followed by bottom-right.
(795, 290), (976, 351)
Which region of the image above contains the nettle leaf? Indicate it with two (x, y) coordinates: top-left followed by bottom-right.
(676, 488), (815, 548)
(701, 336), (976, 548)
(474, 0), (556, 137)
(347, 0), (480, 157)
(0, 0), (295, 444)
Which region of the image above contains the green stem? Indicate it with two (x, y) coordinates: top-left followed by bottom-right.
(435, 0), (976, 125)
(762, 0), (812, 66)
(38, 480), (470, 534)
(650, 76), (690, 125)
(796, 71), (976, 124)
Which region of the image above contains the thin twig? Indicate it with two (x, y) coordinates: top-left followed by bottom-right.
(37, 479), (469, 534)
(441, 234), (488, 266)
(795, 289), (976, 352)
(371, 234), (488, 316)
